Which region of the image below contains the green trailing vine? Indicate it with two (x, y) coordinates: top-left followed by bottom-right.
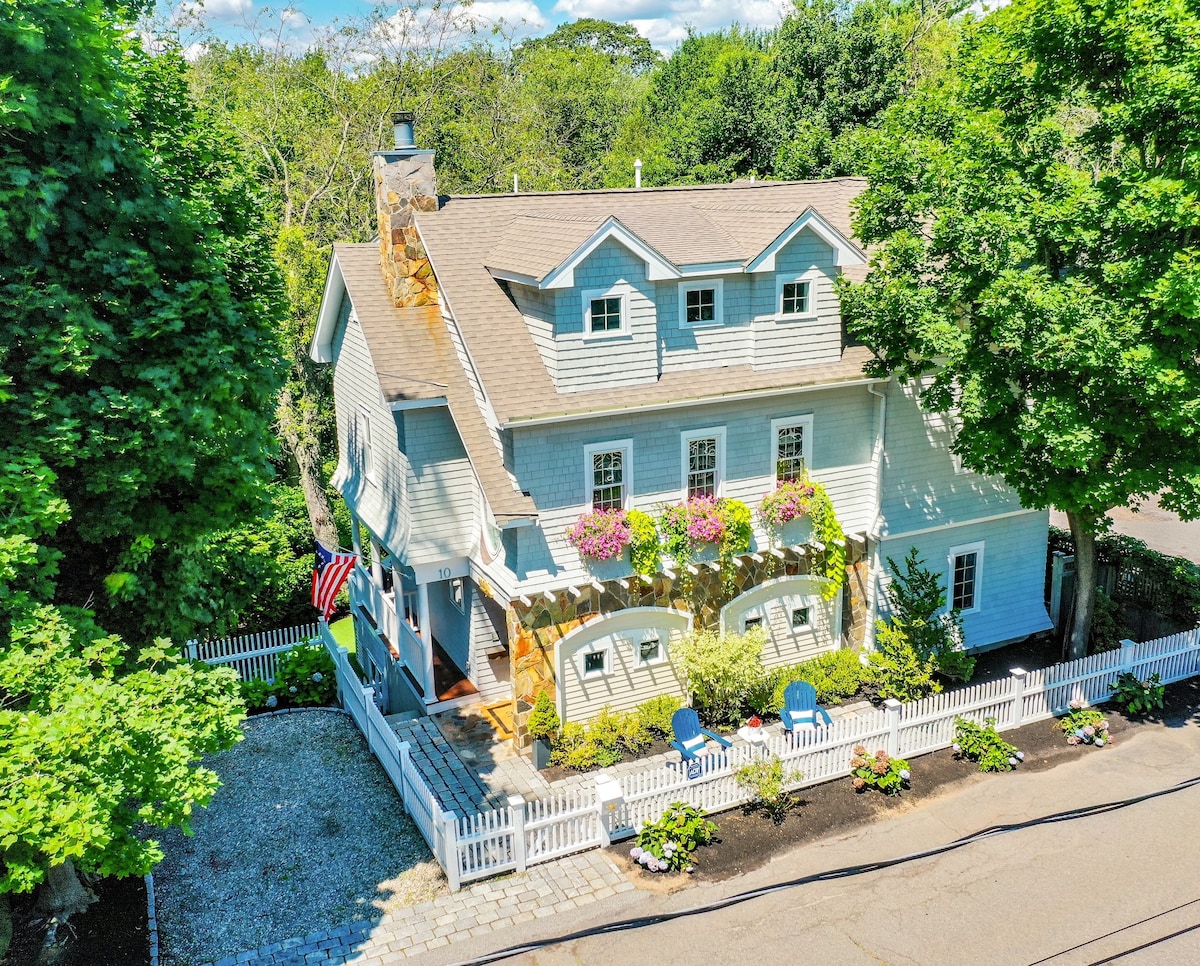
(627, 508), (661, 576)
(757, 477), (846, 600)
(659, 496), (752, 592)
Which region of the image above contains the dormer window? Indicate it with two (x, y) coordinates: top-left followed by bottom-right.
(582, 284), (631, 338)
(678, 279), (724, 327)
(777, 273), (819, 319)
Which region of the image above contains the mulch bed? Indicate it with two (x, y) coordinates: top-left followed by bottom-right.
(3, 875), (149, 966)
(608, 674), (1200, 885)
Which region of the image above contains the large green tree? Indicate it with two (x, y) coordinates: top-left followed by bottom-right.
(840, 0), (1200, 659)
(1, 0), (283, 918)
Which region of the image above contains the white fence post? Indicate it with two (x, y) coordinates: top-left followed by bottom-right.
(1119, 638), (1138, 676)
(1009, 668), (1027, 728)
(397, 742), (412, 813)
(883, 699), (902, 757)
(440, 812), (461, 891)
(508, 795), (527, 874)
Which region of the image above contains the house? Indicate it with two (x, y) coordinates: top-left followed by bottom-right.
(310, 113), (1052, 746)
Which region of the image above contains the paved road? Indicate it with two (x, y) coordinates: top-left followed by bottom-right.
(1051, 496), (1200, 564)
(416, 717), (1200, 966)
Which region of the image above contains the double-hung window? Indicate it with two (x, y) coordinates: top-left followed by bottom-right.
(681, 428), (725, 499)
(949, 542), (984, 613)
(584, 440), (631, 511)
(771, 415), (814, 482)
(678, 279), (723, 327)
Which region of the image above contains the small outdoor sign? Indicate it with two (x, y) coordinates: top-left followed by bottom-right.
(686, 759), (703, 781)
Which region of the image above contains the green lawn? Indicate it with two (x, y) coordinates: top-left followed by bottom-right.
(329, 615), (355, 653)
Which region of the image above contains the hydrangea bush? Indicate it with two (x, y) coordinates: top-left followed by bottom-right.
(566, 508), (632, 560)
(1059, 700), (1112, 746)
(631, 802), (718, 873)
(850, 745), (911, 795)
(952, 716), (1024, 772)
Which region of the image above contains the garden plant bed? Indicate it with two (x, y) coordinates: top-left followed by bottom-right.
(609, 674), (1200, 885)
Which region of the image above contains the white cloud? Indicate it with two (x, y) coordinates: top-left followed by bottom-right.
(189, 0), (256, 21)
(457, 0), (546, 30)
(554, 0), (790, 46)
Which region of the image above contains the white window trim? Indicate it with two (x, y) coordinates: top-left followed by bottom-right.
(360, 408), (376, 484)
(577, 641), (612, 679)
(583, 439), (632, 511)
(770, 414), (815, 483)
(581, 283), (632, 339)
(775, 271), (821, 320)
(948, 541), (985, 615)
(627, 631), (667, 669)
(677, 278), (724, 328)
(680, 426), (726, 499)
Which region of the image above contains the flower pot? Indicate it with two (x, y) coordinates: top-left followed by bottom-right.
(532, 736), (553, 770)
(688, 542), (720, 565)
(582, 550), (632, 582)
(773, 516), (814, 549)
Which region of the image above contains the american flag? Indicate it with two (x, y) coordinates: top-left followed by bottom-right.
(312, 541), (357, 621)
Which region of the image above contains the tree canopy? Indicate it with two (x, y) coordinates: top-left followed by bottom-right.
(1, 0), (283, 913)
(840, 0), (1200, 658)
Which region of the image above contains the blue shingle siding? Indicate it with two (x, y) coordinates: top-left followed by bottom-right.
(552, 239), (660, 392)
(330, 295), (411, 557)
(404, 407), (480, 565)
(509, 386), (878, 582)
(510, 284), (559, 382)
(879, 380), (1026, 536)
(878, 511), (1052, 651)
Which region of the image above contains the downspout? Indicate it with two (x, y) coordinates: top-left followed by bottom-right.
(864, 380), (888, 651)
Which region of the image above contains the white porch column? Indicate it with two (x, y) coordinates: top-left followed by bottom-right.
(350, 516), (363, 558)
(417, 581), (436, 703)
(370, 535), (384, 588)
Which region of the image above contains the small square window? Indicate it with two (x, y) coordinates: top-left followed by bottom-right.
(583, 650), (607, 676)
(791, 607), (810, 628)
(589, 296), (622, 333)
(638, 637), (661, 664)
(685, 288), (715, 324)
(743, 615), (763, 632)
(781, 280), (810, 316)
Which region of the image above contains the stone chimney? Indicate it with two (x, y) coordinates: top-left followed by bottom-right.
(373, 111), (439, 307)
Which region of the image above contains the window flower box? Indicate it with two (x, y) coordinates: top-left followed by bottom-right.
(567, 508), (631, 561)
(757, 477), (847, 597)
(659, 496), (752, 570)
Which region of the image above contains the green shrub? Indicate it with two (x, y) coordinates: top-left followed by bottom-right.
(1109, 671), (1165, 716)
(527, 690), (560, 741)
(631, 802), (718, 873)
(672, 626), (767, 727)
(274, 641), (336, 706)
(736, 756), (803, 822)
(865, 622), (941, 703)
(849, 745), (910, 795)
(636, 694), (682, 738)
(549, 722), (622, 770)
(953, 717), (1023, 772)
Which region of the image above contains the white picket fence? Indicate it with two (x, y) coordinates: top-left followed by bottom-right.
(322, 624), (1200, 890)
(188, 623), (320, 682)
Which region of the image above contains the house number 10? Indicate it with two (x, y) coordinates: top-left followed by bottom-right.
(437, 568), (452, 580)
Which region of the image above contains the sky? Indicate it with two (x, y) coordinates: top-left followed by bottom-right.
(180, 0), (795, 51)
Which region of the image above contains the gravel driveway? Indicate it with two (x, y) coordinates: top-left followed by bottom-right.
(153, 709), (445, 965)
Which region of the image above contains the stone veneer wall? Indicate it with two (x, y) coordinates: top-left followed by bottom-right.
(372, 151), (439, 307)
(507, 540), (869, 748)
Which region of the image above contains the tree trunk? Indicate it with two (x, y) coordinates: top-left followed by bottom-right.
(1066, 512), (1099, 661)
(34, 861), (95, 922)
(277, 383), (340, 550)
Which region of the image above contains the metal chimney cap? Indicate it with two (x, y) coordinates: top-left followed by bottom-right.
(391, 111), (416, 150)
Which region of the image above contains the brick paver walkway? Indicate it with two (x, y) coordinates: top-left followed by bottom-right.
(200, 849), (634, 966)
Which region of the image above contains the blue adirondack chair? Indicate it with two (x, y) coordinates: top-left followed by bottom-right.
(780, 680), (833, 734)
(670, 708), (732, 762)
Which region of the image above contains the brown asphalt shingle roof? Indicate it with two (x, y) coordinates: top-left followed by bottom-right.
(337, 244), (535, 520)
(415, 178), (873, 425)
